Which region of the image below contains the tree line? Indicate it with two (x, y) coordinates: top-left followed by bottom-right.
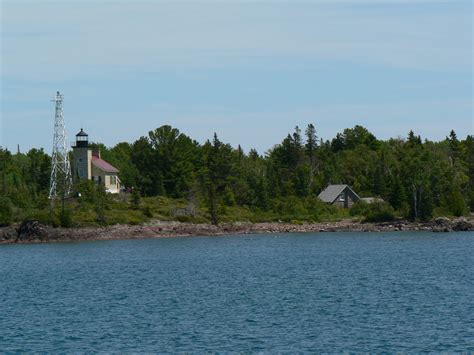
(1, 124), (473, 226)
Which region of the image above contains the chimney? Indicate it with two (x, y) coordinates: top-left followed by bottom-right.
(92, 148), (101, 159)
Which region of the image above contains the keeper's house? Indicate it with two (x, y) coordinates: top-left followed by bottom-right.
(72, 129), (120, 194)
(318, 184), (360, 208)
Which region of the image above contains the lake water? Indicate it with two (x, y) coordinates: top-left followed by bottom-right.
(0, 232), (473, 352)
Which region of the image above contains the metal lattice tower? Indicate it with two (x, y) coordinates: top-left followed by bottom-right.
(49, 91), (72, 200)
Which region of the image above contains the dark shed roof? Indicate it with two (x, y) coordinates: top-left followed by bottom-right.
(318, 184), (360, 203)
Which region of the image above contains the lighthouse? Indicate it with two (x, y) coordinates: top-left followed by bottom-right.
(72, 128), (92, 181)
(71, 128), (121, 193)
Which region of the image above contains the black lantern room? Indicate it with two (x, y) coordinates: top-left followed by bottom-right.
(75, 128), (89, 147)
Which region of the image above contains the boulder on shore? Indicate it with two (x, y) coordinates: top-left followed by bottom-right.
(431, 217), (452, 232)
(0, 227), (18, 241)
(434, 217), (451, 226)
(451, 217), (474, 232)
(16, 220), (48, 242)
(431, 217), (474, 232)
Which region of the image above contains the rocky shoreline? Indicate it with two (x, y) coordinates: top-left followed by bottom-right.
(0, 217), (473, 244)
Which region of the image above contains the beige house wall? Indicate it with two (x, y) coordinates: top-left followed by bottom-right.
(91, 164), (120, 193)
(104, 174), (120, 193)
(91, 164), (105, 184)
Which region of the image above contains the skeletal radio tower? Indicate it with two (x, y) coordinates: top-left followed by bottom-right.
(49, 91), (72, 200)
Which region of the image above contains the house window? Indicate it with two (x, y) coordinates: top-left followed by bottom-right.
(110, 176), (117, 185)
(78, 158), (83, 163)
(339, 193), (345, 201)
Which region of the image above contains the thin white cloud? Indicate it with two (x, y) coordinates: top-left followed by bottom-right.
(1, 1), (471, 81)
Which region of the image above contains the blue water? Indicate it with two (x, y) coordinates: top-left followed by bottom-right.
(0, 232), (473, 352)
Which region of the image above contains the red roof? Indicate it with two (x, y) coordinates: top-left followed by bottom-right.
(91, 156), (119, 173)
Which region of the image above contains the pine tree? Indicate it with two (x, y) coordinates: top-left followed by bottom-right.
(418, 185), (434, 220)
(131, 189), (141, 209)
(249, 149), (259, 161)
(447, 130), (461, 165)
(294, 163), (311, 198)
(0, 196), (13, 226)
(305, 123), (318, 177)
(200, 133), (233, 225)
(331, 133), (345, 152)
(389, 174), (406, 210)
(292, 126), (303, 150)
(407, 130), (422, 146)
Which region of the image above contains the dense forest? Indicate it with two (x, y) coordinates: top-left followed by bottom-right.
(1, 124), (473, 227)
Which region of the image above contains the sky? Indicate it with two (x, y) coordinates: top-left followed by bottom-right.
(1, 0), (472, 154)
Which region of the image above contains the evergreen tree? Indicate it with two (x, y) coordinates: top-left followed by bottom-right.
(130, 137), (158, 196)
(0, 148), (13, 195)
(305, 123), (318, 191)
(26, 148), (51, 195)
(131, 189), (141, 209)
(249, 149), (259, 161)
(94, 184), (109, 225)
(418, 185), (434, 220)
(148, 125), (198, 197)
(294, 164), (311, 198)
(389, 174), (406, 210)
(407, 130), (422, 146)
(444, 184), (467, 216)
(462, 135), (474, 211)
(331, 133), (345, 152)
(292, 126), (303, 151)
(0, 196), (13, 226)
(108, 142), (137, 188)
(199, 133), (233, 225)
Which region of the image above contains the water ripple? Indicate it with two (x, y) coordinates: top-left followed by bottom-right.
(0, 232), (473, 352)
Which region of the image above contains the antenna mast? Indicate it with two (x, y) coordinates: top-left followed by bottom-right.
(49, 91), (72, 199)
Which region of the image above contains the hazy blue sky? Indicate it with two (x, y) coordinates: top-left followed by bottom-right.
(1, 0), (472, 154)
